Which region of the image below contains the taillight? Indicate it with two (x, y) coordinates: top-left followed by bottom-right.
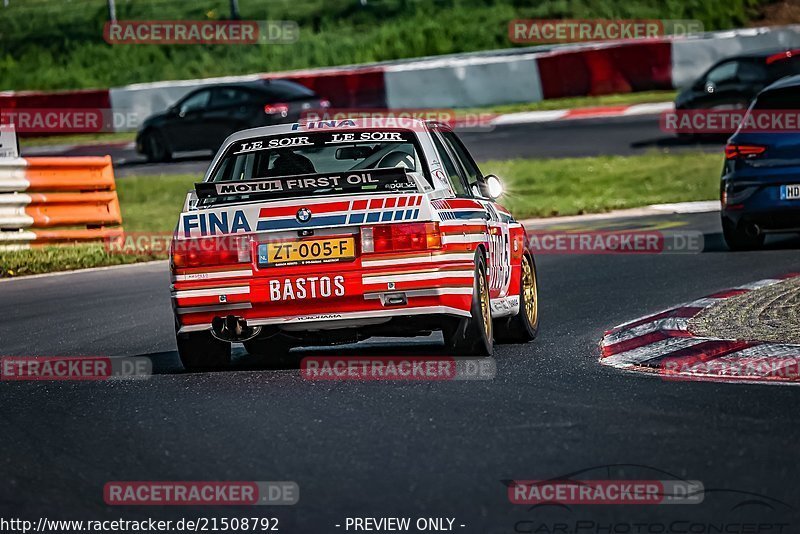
(171, 236), (251, 268)
(264, 103), (290, 117)
(360, 222), (441, 254)
(725, 144), (766, 160)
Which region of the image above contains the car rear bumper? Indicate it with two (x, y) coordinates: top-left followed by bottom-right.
(172, 260), (477, 335)
(721, 168), (800, 232)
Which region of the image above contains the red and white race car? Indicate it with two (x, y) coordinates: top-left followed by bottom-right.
(170, 119), (539, 369)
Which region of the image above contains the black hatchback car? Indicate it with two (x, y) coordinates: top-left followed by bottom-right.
(136, 79), (329, 162)
(675, 49), (800, 111)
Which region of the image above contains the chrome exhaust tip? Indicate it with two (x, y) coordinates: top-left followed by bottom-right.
(211, 315), (261, 342)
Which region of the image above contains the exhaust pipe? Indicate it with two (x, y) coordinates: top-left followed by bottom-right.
(211, 315), (261, 342)
(744, 223), (761, 238)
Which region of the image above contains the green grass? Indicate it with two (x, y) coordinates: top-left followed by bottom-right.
(19, 132), (136, 148)
(0, 152), (722, 277)
(487, 152), (722, 218)
(0, 0), (764, 91)
(0, 173), (196, 278)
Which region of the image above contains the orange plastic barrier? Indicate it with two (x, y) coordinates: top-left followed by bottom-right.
(0, 156), (124, 247)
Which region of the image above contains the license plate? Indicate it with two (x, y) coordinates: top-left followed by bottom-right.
(258, 237), (355, 267)
(781, 184), (800, 200)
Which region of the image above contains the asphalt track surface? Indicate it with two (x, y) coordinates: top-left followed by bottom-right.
(2, 209), (800, 530)
(22, 115), (725, 178)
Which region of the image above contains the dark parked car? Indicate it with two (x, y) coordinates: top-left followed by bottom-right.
(675, 49), (800, 111)
(720, 75), (800, 250)
(136, 79), (329, 162)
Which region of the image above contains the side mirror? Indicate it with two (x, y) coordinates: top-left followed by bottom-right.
(484, 174), (503, 199)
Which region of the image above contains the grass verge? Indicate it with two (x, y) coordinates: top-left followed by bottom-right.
(489, 152), (721, 219)
(0, 152), (721, 278)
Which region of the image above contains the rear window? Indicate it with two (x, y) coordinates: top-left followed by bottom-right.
(752, 87), (800, 110)
(199, 129), (428, 205)
(210, 130), (422, 183)
(262, 80), (317, 100)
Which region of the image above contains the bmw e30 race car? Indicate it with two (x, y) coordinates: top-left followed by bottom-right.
(170, 118), (539, 370)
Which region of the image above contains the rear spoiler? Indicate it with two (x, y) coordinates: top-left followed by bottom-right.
(195, 167), (418, 202)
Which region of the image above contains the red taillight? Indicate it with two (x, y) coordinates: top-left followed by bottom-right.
(171, 236), (250, 268)
(361, 222), (441, 254)
(725, 144), (766, 160)
(264, 103), (290, 117)
(766, 49), (799, 64)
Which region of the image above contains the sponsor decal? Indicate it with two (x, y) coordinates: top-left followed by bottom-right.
(181, 210), (252, 237)
(196, 168), (417, 203)
(268, 276), (345, 301)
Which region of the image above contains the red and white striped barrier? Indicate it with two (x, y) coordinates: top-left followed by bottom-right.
(2, 25), (800, 133)
(600, 274), (800, 384)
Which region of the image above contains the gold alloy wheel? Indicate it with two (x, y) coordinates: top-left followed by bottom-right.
(522, 256), (538, 327)
(478, 269), (492, 338)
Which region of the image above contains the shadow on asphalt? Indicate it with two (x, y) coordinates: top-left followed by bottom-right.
(702, 231), (800, 253)
(116, 152), (212, 168)
(631, 133), (728, 150)
(140, 335), (449, 376)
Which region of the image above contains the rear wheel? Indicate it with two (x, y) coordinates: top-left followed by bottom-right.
(176, 328), (231, 371)
(142, 130), (172, 163)
(442, 252), (493, 356)
(495, 254), (539, 343)
(722, 217), (764, 251)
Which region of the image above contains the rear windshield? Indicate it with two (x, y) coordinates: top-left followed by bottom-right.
(263, 80), (317, 100)
(752, 87), (800, 110)
(209, 130), (424, 183)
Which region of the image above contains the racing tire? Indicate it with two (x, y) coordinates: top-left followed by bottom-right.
(176, 329), (231, 371)
(442, 251), (493, 356)
(722, 217), (764, 251)
(494, 253), (539, 343)
(142, 130), (172, 163)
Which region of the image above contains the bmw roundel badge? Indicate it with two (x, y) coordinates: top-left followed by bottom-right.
(296, 207), (312, 223)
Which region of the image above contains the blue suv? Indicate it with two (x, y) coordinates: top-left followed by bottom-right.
(721, 75), (800, 250)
